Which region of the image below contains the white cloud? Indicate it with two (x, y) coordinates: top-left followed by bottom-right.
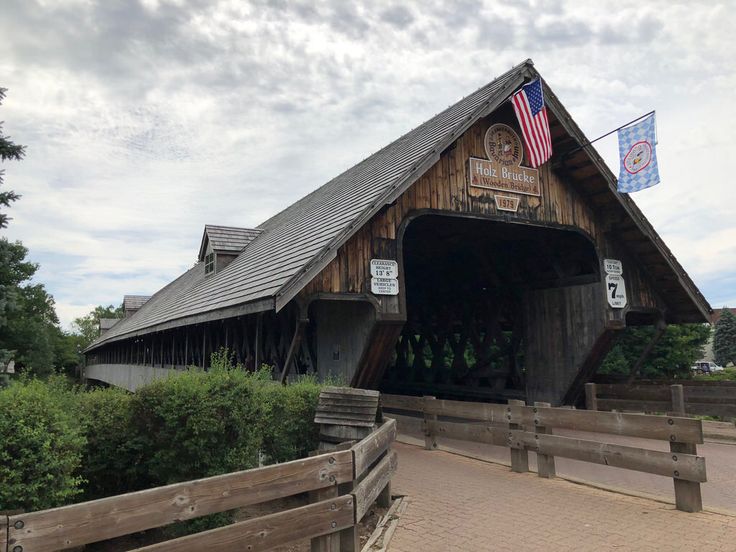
(1, 0), (735, 329)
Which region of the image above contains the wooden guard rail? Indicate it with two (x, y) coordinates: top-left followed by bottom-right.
(382, 394), (707, 513)
(1, 419), (397, 552)
(585, 381), (736, 420)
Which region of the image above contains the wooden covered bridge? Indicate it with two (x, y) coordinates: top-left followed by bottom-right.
(85, 59), (710, 406)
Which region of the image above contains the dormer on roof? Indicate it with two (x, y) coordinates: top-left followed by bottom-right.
(98, 317), (121, 336)
(123, 295), (151, 318)
(198, 225), (262, 276)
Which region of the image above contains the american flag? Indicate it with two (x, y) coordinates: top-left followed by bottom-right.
(511, 79), (552, 168)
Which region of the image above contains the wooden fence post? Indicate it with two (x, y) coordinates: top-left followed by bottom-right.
(337, 481), (360, 552)
(1, 513), (8, 552)
(423, 396), (437, 450)
(508, 399), (529, 473)
(533, 402), (556, 478)
(309, 486), (341, 552)
(671, 384), (686, 416)
(669, 385), (700, 512)
(671, 437), (703, 513)
(585, 383), (598, 411)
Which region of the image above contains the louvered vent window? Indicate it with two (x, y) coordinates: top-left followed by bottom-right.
(205, 252), (215, 275)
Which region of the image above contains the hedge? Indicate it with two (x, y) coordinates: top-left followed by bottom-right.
(0, 358), (322, 514)
(0, 376), (85, 511)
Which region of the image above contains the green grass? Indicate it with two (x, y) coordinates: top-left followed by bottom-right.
(693, 367), (736, 382)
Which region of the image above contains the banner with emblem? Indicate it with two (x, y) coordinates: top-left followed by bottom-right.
(617, 112), (660, 193)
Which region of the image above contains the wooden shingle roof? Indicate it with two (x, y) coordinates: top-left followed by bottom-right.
(88, 59), (709, 350)
(123, 295), (151, 311)
(198, 225), (263, 260)
(89, 61), (529, 349)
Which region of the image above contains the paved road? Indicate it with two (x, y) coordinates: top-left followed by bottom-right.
(389, 442), (736, 552)
(392, 414), (736, 512)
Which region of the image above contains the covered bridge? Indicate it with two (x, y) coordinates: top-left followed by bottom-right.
(85, 59), (710, 405)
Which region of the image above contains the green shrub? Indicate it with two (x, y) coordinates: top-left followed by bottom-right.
(1, 354), (322, 521)
(131, 369), (260, 486)
(0, 377), (86, 510)
(255, 375), (321, 463)
(77, 386), (140, 499)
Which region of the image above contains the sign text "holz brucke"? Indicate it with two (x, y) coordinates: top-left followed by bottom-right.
(468, 158), (540, 196)
(468, 122), (541, 197)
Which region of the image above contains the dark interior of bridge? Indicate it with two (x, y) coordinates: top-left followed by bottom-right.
(380, 214), (600, 402)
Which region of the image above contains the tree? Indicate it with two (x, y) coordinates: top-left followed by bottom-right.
(0, 239), (61, 376)
(714, 309), (736, 367)
(73, 305), (123, 350)
(599, 323), (711, 380)
(0, 87), (25, 229)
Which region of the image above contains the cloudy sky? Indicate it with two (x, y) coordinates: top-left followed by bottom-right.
(1, 0), (734, 329)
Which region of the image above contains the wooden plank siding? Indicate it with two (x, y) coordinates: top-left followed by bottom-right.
(301, 110), (664, 319)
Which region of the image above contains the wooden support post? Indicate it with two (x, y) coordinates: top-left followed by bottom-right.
(508, 399), (529, 473)
(671, 384), (686, 416)
(255, 313), (263, 370)
(378, 480), (391, 507)
(280, 320), (305, 383)
(202, 330), (207, 369)
(310, 485), (340, 551)
(671, 440), (703, 512)
(534, 402), (556, 478)
(336, 482), (359, 552)
(585, 383), (598, 411)
(423, 396), (437, 450)
(626, 319), (666, 384)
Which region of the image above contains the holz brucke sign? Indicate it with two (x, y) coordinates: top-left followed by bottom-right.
(468, 123), (541, 197)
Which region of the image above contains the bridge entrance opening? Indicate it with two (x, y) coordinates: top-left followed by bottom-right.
(380, 214), (600, 403)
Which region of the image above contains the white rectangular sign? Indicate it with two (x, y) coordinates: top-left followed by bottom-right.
(370, 259), (399, 279)
(603, 258), (623, 275)
(605, 274), (627, 308)
(371, 277), (399, 296)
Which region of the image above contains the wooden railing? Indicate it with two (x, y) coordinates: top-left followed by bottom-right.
(2, 419), (397, 552)
(382, 394), (706, 512)
(585, 381), (736, 420)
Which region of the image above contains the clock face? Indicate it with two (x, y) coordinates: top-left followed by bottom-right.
(623, 140), (652, 174)
(484, 124), (522, 167)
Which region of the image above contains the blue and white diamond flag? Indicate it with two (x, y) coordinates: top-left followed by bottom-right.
(617, 113), (660, 193)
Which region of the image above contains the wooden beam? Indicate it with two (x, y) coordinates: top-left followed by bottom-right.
(352, 419), (396, 478)
(279, 320), (306, 383)
(254, 312), (263, 370)
(353, 451), (398, 521)
(426, 419), (705, 482)
(626, 320), (667, 384)
(8, 451), (353, 552)
(561, 328), (619, 406)
(134, 495), (354, 552)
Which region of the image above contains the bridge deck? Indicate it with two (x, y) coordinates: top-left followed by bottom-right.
(389, 442), (736, 551)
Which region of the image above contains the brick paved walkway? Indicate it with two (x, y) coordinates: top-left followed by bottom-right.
(389, 442), (736, 551)
(391, 413), (736, 512)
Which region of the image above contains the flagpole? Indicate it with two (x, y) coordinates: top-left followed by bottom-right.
(561, 110), (655, 159)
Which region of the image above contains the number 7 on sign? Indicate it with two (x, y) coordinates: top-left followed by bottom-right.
(608, 281), (618, 299)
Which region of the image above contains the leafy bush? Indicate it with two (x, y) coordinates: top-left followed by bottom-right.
(1, 354), (322, 520)
(130, 358), (320, 487)
(254, 375), (321, 463)
(77, 386), (139, 499)
(0, 376), (85, 510)
(599, 324), (711, 380)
